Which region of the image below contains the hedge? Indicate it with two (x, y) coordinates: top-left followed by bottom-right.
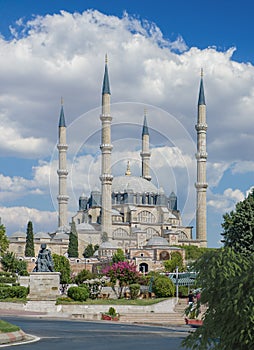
(0, 286), (28, 299)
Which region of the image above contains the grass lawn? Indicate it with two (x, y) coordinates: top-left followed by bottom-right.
(56, 297), (168, 305)
(0, 320), (20, 333)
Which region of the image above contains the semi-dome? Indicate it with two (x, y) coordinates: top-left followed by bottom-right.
(10, 231), (26, 238)
(34, 232), (51, 239)
(112, 176), (158, 194)
(53, 232), (69, 240)
(99, 241), (118, 249)
(146, 236), (169, 247)
(76, 222), (95, 231)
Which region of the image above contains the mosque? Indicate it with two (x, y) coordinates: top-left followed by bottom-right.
(8, 58), (208, 270)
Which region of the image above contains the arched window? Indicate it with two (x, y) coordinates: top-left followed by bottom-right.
(178, 231), (188, 240)
(137, 210), (156, 223)
(113, 228), (129, 239)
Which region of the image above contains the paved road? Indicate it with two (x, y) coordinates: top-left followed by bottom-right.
(1, 316), (188, 349)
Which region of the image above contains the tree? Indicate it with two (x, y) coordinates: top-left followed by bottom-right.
(52, 254), (71, 285)
(67, 221), (79, 258)
(74, 269), (95, 285)
(182, 248), (254, 349)
(83, 244), (94, 258)
(221, 189), (254, 254)
(112, 248), (125, 263)
(1, 252), (27, 275)
(163, 252), (185, 272)
(182, 245), (208, 261)
(24, 221), (35, 257)
(0, 224), (9, 256)
(102, 261), (140, 298)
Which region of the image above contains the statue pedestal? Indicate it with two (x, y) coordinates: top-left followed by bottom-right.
(29, 272), (61, 301)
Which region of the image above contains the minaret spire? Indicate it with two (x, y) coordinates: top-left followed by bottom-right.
(195, 69), (208, 247)
(140, 108), (151, 181)
(57, 98), (69, 228)
(100, 56), (113, 240)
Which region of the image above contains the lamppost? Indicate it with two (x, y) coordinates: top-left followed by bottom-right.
(176, 265), (179, 303)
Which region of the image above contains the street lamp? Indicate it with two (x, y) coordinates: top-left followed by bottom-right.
(176, 265), (179, 303)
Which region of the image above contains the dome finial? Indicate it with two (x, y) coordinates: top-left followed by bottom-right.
(61, 96), (64, 106)
(105, 53), (108, 65)
(201, 68), (204, 77)
(125, 161), (131, 176)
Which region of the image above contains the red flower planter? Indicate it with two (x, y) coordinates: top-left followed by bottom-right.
(101, 314), (119, 321)
(185, 318), (203, 327)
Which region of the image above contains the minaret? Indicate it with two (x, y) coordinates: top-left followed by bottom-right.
(57, 98), (69, 228)
(195, 69), (208, 247)
(100, 55), (113, 240)
(140, 109), (151, 181)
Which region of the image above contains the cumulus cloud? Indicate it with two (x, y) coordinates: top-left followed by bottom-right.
(0, 206), (58, 235)
(208, 188), (245, 213)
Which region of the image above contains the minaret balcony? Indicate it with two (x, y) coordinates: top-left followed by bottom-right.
(195, 182), (208, 189)
(195, 123), (208, 131)
(57, 144), (68, 151)
(140, 151), (151, 157)
(100, 174), (113, 183)
(195, 151), (208, 159)
(100, 114), (112, 121)
(100, 144), (113, 152)
(57, 195), (69, 202)
(57, 169), (68, 176)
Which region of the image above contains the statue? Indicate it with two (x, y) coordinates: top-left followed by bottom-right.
(33, 243), (54, 272)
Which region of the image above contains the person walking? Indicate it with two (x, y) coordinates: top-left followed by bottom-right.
(187, 290), (195, 305)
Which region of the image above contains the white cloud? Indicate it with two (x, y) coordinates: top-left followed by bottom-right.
(208, 188), (245, 213)
(0, 206), (58, 235)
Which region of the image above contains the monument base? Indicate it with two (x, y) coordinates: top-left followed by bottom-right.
(29, 272), (61, 301)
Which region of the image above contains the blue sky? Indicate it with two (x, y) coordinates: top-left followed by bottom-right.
(0, 0), (254, 248)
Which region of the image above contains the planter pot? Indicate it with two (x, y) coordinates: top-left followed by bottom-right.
(185, 318), (203, 328)
(101, 314), (119, 321)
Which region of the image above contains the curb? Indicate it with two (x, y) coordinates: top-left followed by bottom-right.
(0, 330), (26, 345)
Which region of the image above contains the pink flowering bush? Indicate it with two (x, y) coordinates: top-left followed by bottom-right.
(102, 261), (140, 298)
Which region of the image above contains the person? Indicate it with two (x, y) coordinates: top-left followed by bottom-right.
(33, 243), (54, 272)
(187, 290), (195, 305)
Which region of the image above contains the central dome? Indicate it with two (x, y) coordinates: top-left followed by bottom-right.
(112, 176), (158, 194)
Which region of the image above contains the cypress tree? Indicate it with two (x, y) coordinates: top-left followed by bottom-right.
(67, 221), (79, 258)
(25, 221), (35, 257)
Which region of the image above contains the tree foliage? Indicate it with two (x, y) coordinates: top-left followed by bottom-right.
(102, 261), (140, 298)
(221, 189), (254, 254)
(83, 243), (97, 258)
(182, 245), (208, 261)
(67, 222), (79, 258)
(112, 248), (125, 263)
(1, 252), (27, 275)
(74, 269), (95, 285)
(182, 248), (254, 349)
(52, 254), (71, 284)
(0, 224), (9, 256)
(163, 252), (185, 272)
(24, 221), (35, 257)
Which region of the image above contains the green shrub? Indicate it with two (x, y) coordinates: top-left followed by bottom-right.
(153, 276), (175, 297)
(178, 286), (189, 298)
(0, 286), (28, 299)
(129, 283), (140, 299)
(67, 286), (89, 301)
(0, 276), (16, 284)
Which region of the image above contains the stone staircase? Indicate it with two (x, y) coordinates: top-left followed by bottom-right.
(119, 301), (188, 326)
(119, 312), (185, 325)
